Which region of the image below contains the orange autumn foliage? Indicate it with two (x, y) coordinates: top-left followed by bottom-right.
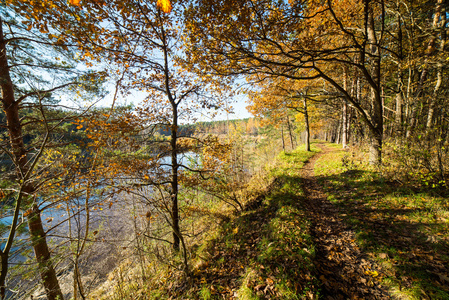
(157, 0), (172, 13)
(68, 0), (81, 6)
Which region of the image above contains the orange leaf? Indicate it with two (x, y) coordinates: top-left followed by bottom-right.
(69, 0), (81, 6)
(157, 0), (172, 13)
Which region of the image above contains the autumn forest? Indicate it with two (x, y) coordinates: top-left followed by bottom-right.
(1, 0), (448, 299)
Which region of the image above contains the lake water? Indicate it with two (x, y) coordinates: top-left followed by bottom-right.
(0, 151), (199, 299)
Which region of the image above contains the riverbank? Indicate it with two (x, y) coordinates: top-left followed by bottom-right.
(28, 190), (145, 299)
(86, 141), (449, 299)
(87, 144), (321, 299)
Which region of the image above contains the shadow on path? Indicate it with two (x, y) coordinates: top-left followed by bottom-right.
(312, 154), (449, 299)
(301, 146), (391, 300)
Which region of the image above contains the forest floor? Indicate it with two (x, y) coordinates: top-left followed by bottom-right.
(91, 142), (449, 299)
(313, 144), (449, 299)
(301, 145), (390, 299)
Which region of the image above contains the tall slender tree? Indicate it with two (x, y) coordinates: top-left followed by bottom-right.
(0, 5), (104, 298)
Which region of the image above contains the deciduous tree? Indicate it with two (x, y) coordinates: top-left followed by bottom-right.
(186, 0), (388, 163)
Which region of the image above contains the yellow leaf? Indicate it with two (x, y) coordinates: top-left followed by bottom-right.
(365, 270), (379, 277)
(157, 0), (172, 13)
(233, 227), (238, 234)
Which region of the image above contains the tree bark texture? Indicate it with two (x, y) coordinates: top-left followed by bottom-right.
(28, 205), (64, 300)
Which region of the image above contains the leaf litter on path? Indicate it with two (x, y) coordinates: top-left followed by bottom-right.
(301, 146), (391, 300)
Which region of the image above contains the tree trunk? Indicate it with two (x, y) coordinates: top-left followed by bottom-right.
(427, 64), (442, 131)
(286, 116), (294, 150)
(426, 2), (446, 132)
(366, 0), (383, 165)
(303, 98), (310, 152)
(0, 254), (7, 300)
(369, 133), (382, 165)
(342, 67), (348, 148)
(395, 15), (404, 134)
(336, 119), (342, 145)
(170, 106), (180, 252)
(0, 17), (63, 300)
(159, 18), (182, 254)
(395, 81), (404, 131)
(347, 108), (352, 145)
(280, 125), (285, 151)
(341, 101), (348, 148)
(28, 205), (64, 300)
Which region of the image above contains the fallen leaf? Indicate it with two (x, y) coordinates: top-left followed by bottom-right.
(365, 270), (379, 277)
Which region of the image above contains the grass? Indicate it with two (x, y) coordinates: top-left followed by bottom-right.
(314, 145), (449, 299)
(271, 145), (320, 178)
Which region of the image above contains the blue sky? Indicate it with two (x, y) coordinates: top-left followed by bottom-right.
(62, 82), (253, 122)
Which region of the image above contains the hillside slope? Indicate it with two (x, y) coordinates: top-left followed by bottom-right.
(91, 142), (449, 299)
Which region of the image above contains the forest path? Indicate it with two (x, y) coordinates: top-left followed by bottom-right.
(301, 145), (391, 300)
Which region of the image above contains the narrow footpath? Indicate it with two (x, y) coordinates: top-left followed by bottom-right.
(301, 146), (391, 300)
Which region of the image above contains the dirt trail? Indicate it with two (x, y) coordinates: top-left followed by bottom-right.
(301, 146), (391, 300)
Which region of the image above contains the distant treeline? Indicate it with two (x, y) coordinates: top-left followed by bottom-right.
(0, 106), (257, 153)
(155, 118), (259, 137)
